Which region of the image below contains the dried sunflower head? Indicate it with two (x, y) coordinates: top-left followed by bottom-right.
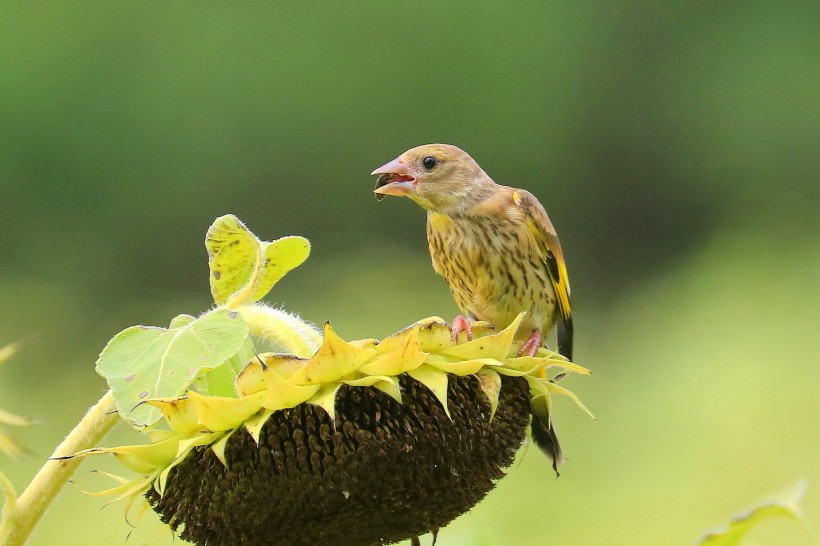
(76, 317), (591, 545)
(69, 215), (593, 545)
(149, 373), (530, 545)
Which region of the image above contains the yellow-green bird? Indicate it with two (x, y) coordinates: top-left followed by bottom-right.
(371, 143), (573, 470)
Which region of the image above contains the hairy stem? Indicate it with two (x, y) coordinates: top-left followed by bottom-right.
(0, 390), (118, 546)
(238, 304), (322, 358)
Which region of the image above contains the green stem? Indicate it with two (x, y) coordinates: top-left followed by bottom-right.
(238, 304), (322, 358)
(0, 390), (118, 546)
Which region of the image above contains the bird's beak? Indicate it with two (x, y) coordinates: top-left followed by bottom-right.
(371, 158), (417, 201)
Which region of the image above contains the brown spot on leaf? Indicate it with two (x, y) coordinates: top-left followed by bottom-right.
(124, 373), (136, 382)
(139, 390), (149, 399)
(213, 270), (221, 280)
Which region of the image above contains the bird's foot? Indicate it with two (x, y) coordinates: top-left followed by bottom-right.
(450, 315), (473, 342)
(517, 329), (543, 357)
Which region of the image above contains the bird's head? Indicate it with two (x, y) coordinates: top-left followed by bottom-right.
(371, 144), (493, 214)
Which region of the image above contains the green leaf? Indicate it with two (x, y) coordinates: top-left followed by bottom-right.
(96, 309), (250, 427)
(169, 314), (196, 329)
(190, 338), (255, 397)
(205, 214), (310, 307)
(699, 481), (810, 546)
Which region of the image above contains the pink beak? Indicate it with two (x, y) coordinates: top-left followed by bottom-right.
(371, 157), (417, 199)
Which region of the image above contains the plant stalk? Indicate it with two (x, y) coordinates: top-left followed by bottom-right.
(0, 390), (118, 546)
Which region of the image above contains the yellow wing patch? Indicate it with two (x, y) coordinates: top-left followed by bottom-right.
(513, 188), (573, 358)
(514, 190), (571, 321)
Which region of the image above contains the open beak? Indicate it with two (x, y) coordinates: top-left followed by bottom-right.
(371, 157), (417, 201)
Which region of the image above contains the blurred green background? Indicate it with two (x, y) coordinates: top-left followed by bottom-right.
(1, 2), (818, 545)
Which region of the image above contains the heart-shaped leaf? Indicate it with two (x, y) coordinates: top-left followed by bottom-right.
(97, 309), (249, 427)
(205, 214), (310, 307)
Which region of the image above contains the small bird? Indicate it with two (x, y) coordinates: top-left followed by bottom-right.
(371, 143), (573, 471)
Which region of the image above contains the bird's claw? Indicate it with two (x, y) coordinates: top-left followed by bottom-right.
(517, 330), (543, 357)
(450, 315), (473, 342)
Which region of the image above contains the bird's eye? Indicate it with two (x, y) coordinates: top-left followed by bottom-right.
(422, 156), (439, 170)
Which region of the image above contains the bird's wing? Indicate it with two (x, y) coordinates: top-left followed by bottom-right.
(512, 189), (573, 360)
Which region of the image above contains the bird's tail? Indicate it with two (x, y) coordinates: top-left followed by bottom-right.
(531, 412), (563, 476)
(557, 315), (573, 361)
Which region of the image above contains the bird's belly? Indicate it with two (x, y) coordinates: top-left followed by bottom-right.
(428, 219), (557, 334)
(465, 260), (557, 334)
